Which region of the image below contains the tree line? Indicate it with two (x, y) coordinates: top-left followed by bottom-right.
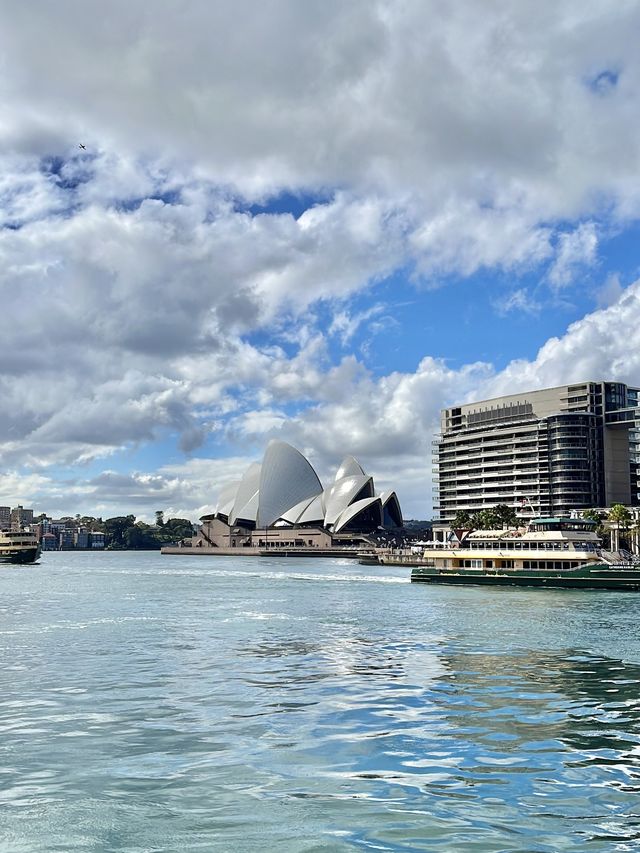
(450, 503), (637, 551)
(582, 504), (637, 551)
(44, 511), (195, 550)
(103, 512), (194, 549)
(450, 504), (518, 531)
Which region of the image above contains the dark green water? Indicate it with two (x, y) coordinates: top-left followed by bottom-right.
(1, 551), (640, 852)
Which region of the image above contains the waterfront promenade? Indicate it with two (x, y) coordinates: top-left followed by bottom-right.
(161, 544), (364, 558)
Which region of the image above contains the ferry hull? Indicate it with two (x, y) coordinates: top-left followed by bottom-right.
(411, 565), (640, 591)
(0, 546), (41, 565)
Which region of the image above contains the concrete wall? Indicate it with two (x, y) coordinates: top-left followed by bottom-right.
(197, 517), (334, 549)
(251, 526), (332, 548)
(199, 517), (252, 548)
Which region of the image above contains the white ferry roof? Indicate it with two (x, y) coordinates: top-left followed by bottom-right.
(467, 529), (515, 539)
(464, 523), (600, 544)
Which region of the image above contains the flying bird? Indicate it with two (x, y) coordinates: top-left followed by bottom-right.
(78, 143), (86, 150)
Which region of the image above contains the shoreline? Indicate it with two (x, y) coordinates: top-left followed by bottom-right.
(161, 545), (364, 559)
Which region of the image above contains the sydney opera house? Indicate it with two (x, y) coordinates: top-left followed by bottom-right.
(197, 440), (403, 550)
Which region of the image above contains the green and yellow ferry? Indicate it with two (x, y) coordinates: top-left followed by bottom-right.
(0, 529), (41, 564)
(410, 518), (640, 590)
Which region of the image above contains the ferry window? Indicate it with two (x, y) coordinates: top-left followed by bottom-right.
(471, 559), (482, 568)
(502, 560), (514, 568)
(486, 560), (493, 568)
(524, 561), (530, 568)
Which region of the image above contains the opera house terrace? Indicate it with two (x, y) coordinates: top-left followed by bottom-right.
(170, 440), (403, 556)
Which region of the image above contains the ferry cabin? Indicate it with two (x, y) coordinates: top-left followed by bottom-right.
(424, 518), (601, 572)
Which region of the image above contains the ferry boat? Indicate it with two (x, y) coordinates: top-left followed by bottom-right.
(408, 518), (640, 590)
(0, 529), (41, 564)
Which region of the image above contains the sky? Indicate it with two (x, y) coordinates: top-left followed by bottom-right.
(2, 0), (640, 522)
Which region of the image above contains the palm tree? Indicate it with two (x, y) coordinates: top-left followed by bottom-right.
(582, 508), (608, 548)
(608, 504), (632, 551)
(451, 510), (473, 530)
(628, 514), (640, 556)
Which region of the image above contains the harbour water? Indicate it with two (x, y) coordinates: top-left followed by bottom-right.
(2, 552), (640, 852)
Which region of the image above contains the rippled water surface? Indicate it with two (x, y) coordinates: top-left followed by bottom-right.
(2, 552), (640, 851)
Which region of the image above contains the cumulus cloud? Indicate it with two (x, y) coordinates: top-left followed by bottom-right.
(494, 288), (542, 317)
(596, 272), (624, 308)
(214, 279), (640, 517)
(7, 278), (640, 519)
(486, 279), (640, 398)
(3, 2), (640, 519)
(548, 222), (599, 287)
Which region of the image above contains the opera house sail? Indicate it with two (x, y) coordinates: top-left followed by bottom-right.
(197, 440), (403, 551)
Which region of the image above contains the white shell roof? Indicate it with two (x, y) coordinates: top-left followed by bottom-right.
(216, 480), (240, 517)
(280, 495), (316, 524)
(324, 474), (374, 526)
(334, 496), (382, 533)
(209, 442), (401, 533)
(297, 492), (325, 524)
(229, 462), (261, 524)
(257, 440), (323, 528)
(334, 456), (366, 481)
(380, 490), (402, 525)
(233, 491), (259, 524)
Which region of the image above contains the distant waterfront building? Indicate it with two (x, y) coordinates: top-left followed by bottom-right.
(11, 505), (34, 530)
(434, 381), (640, 521)
(0, 506), (10, 531)
(58, 528), (75, 550)
(74, 528), (90, 549)
(90, 532), (106, 549)
(31, 519), (106, 550)
(199, 440), (403, 549)
(41, 533), (58, 551)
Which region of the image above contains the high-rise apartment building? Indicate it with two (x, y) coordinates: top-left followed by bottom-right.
(434, 381), (640, 521)
(10, 505), (34, 529)
(0, 506), (10, 530)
